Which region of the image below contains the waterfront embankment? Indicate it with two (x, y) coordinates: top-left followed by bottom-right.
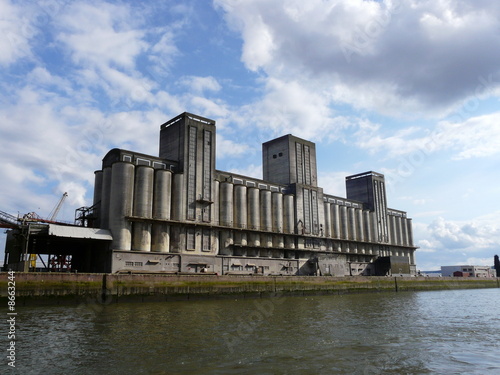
(1, 272), (499, 305)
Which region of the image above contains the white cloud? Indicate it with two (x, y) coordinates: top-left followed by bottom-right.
(179, 76), (222, 93)
(415, 239), (437, 253)
(216, 0), (500, 116)
(225, 164), (262, 180)
(422, 216), (500, 253)
(0, 0), (37, 66)
(97, 65), (156, 104)
(216, 134), (250, 158)
(234, 78), (353, 142)
(411, 212), (500, 270)
(2, 0), (500, 275)
(411, 210), (446, 219)
(318, 171), (350, 197)
(355, 112), (500, 160)
(444, 115), (500, 159)
(465, 257), (495, 267)
(26, 67), (73, 94)
(147, 30), (180, 78)
(188, 96), (229, 118)
(52, 1), (168, 108)
(0, 1), (238, 225)
(57, 2), (147, 70)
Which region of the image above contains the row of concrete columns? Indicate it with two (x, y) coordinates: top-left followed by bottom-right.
(94, 164), (414, 256)
(325, 202), (413, 247)
(95, 162), (173, 252)
(219, 182), (294, 234)
(326, 203), (377, 243)
(388, 214), (414, 247)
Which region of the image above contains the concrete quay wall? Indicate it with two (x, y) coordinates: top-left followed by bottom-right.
(1, 272), (498, 305)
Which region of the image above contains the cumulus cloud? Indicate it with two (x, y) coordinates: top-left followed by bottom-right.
(147, 31), (180, 80)
(216, 0), (500, 116)
(2, 0), (500, 274)
(233, 78), (353, 142)
(179, 76), (222, 93)
(216, 134), (251, 158)
(413, 214), (500, 269)
(0, 87), (107, 209)
(56, 2), (147, 69)
(224, 164), (263, 180)
(421, 215), (500, 253)
(318, 171), (351, 197)
(0, 0), (243, 222)
(415, 239), (437, 253)
(0, 0), (37, 66)
(354, 112), (500, 161)
(53, 1), (161, 107)
(188, 96), (230, 118)
(465, 257), (495, 267)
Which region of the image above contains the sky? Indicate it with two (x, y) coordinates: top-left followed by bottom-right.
(1, 0), (500, 271)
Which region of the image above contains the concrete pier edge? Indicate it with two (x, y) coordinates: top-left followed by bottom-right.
(1, 272), (499, 306)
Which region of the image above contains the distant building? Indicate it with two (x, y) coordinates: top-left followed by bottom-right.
(3, 112), (417, 276)
(418, 270), (442, 277)
(441, 265), (494, 278)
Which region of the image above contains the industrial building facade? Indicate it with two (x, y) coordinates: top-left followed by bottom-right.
(3, 112), (417, 275)
(90, 112), (416, 275)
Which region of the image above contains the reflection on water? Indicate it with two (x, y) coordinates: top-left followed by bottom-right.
(15, 288), (500, 374)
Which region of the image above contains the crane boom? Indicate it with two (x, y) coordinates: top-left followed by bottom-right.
(48, 192), (68, 221)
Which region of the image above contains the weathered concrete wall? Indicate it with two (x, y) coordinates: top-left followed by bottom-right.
(1, 272), (498, 305)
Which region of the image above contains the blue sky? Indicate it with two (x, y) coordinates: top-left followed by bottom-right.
(1, 0), (500, 271)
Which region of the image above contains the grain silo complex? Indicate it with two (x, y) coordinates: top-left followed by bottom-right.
(3, 112), (417, 276)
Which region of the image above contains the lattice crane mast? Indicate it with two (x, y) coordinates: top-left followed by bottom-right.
(47, 192), (68, 221)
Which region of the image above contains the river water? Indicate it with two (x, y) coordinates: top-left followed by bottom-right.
(9, 288), (500, 374)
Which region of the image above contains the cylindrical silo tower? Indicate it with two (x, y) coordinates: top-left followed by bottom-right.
(348, 207), (357, 241)
(153, 169), (172, 219)
(370, 211), (377, 243)
(171, 173), (185, 221)
(234, 184), (248, 248)
(356, 208), (364, 242)
(407, 218), (414, 248)
(340, 205), (348, 240)
(260, 190), (272, 231)
(100, 166), (112, 229)
(151, 169), (172, 253)
(402, 217), (409, 246)
(284, 194), (295, 249)
(234, 184), (247, 229)
(213, 180), (220, 225)
(247, 187), (260, 230)
(132, 165), (154, 251)
(396, 216), (403, 246)
(389, 215), (396, 245)
(272, 191), (283, 233)
(109, 161), (135, 250)
(332, 203), (340, 239)
(219, 181), (234, 227)
(93, 170), (103, 228)
(363, 210), (371, 243)
(324, 202), (331, 238)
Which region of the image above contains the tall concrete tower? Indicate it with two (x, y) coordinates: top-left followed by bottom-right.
(262, 134), (318, 187)
(159, 112), (216, 223)
(346, 171), (389, 243)
(263, 135), (322, 236)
